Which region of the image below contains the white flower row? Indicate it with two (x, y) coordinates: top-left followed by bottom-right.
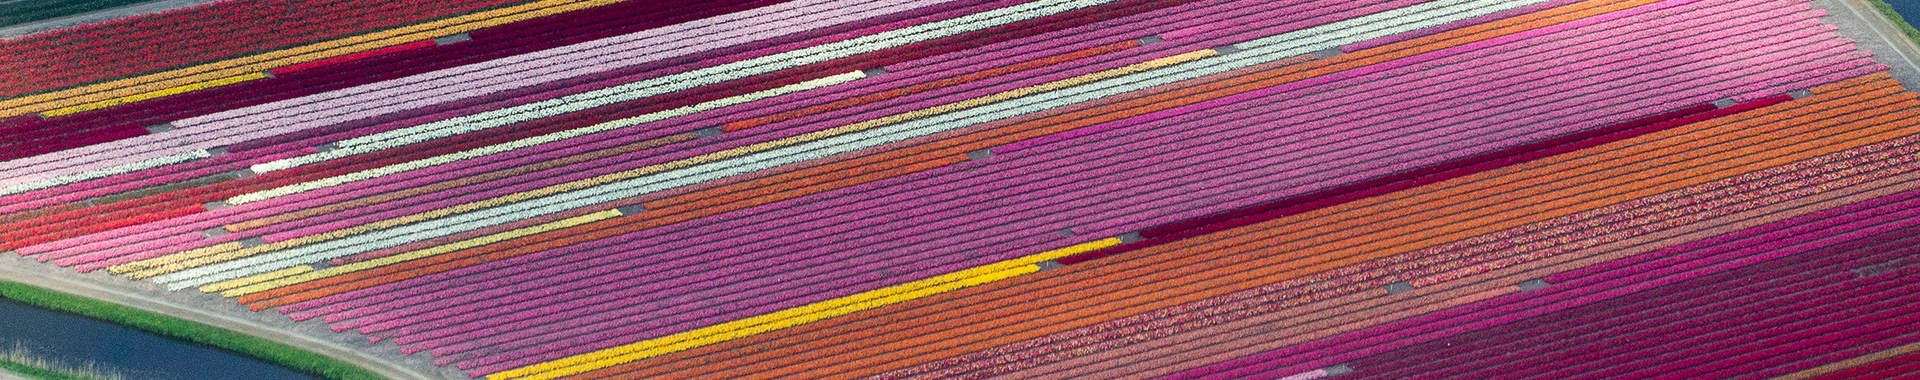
(0, 0), (932, 187)
(155, 0), (1543, 294)
(186, 0), (939, 147)
(0, 148), (211, 196)
(226, 71), (867, 205)
(248, 0), (1120, 174)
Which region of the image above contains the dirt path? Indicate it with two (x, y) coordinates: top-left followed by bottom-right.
(1825, 0), (1920, 87)
(1841, 0), (1920, 68)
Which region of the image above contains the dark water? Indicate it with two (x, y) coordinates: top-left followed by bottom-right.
(1891, 0), (1920, 26)
(0, 300), (313, 380)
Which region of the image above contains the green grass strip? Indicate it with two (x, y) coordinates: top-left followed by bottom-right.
(0, 0), (155, 27)
(0, 280), (383, 380)
(0, 360), (94, 380)
(1870, 0), (1920, 46)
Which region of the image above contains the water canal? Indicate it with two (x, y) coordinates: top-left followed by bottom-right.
(0, 300), (311, 380)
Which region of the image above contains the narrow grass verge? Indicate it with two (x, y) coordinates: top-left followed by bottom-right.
(1, 343), (126, 380)
(0, 280), (382, 380)
(1, 360), (93, 380)
(1869, 0), (1920, 45)
(0, 0), (155, 27)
